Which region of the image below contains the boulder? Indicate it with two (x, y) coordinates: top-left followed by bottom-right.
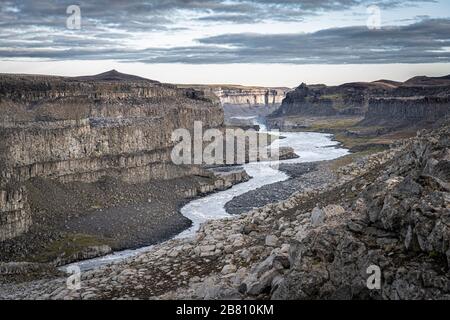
(221, 264), (237, 275)
(311, 207), (325, 227)
(265, 235), (278, 247)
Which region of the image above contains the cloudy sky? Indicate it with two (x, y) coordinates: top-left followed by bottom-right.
(0, 0), (449, 86)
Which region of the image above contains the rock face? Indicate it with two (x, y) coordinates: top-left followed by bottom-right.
(218, 86), (288, 126)
(273, 125), (450, 300)
(178, 84), (290, 126)
(0, 187), (31, 241)
(214, 86), (288, 107)
(270, 82), (385, 118)
(1, 124), (449, 300)
(0, 71), (224, 241)
(177, 84), (288, 108)
(363, 96), (450, 126)
(269, 75), (450, 128)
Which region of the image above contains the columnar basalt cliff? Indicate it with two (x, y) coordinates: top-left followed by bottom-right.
(178, 84), (290, 126)
(213, 86), (288, 107)
(0, 187), (30, 241)
(270, 82), (388, 118)
(0, 70), (224, 241)
(178, 84), (288, 107)
(269, 75), (450, 127)
(363, 96), (450, 126)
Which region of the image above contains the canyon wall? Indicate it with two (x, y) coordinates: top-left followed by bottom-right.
(269, 75), (450, 127)
(0, 71), (224, 241)
(363, 97), (450, 126)
(177, 84), (289, 108)
(178, 84), (290, 127)
(270, 83), (381, 118)
(213, 87), (288, 107)
(0, 187), (30, 241)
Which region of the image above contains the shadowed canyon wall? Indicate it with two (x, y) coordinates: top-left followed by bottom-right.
(0, 71), (224, 240)
(269, 76), (450, 127)
(363, 97), (450, 126)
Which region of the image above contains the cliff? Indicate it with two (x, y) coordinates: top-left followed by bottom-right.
(213, 86), (288, 107)
(0, 70), (224, 241)
(177, 84), (290, 126)
(270, 82), (388, 118)
(269, 75), (450, 127)
(178, 84), (289, 107)
(363, 96), (450, 126)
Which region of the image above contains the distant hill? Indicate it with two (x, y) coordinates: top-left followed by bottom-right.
(403, 75), (450, 87)
(269, 74), (450, 126)
(372, 80), (403, 88)
(71, 69), (160, 83)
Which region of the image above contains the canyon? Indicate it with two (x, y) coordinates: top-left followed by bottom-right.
(0, 70), (249, 262)
(1, 122), (448, 300)
(1, 70), (449, 301)
(178, 84), (290, 127)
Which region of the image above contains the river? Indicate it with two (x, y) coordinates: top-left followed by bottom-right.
(64, 121), (349, 271)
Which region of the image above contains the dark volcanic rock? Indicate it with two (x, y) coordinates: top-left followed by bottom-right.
(269, 75), (450, 128)
(363, 96), (450, 127)
(272, 124), (450, 300)
(270, 82), (389, 118)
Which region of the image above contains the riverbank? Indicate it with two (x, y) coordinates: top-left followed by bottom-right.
(225, 162), (325, 214)
(2, 124), (432, 299)
(31, 125), (450, 300)
(0, 168), (249, 269)
(0, 129), (347, 284)
(267, 115), (418, 153)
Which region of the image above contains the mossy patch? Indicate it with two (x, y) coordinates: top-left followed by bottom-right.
(302, 117), (362, 132)
(29, 233), (113, 263)
(328, 149), (380, 172)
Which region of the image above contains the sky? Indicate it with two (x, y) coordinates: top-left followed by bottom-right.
(0, 0), (449, 87)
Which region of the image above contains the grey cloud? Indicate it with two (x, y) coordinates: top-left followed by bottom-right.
(0, 0), (436, 30)
(1, 18), (449, 65)
(0, 0), (437, 37)
(0, 0), (445, 65)
(196, 14), (259, 23)
(191, 18), (450, 64)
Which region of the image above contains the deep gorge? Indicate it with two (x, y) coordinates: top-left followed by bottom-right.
(0, 71), (224, 241)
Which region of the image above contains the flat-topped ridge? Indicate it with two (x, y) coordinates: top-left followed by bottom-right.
(71, 69), (160, 83)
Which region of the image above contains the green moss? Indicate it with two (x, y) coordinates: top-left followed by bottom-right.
(428, 251), (440, 259)
(302, 118), (362, 132)
(29, 233), (113, 263)
(329, 147), (386, 172)
(320, 94), (343, 100)
(334, 133), (373, 149)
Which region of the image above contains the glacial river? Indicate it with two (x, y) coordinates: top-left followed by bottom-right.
(65, 120), (349, 271)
